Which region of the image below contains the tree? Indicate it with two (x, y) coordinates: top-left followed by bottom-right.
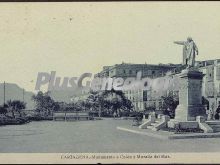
(6, 100), (26, 118)
(75, 100), (87, 111)
(85, 89), (134, 117)
(144, 106), (156, 113)
(53, 102), (61, 111)
(32, 91), (56, 116)
(0, 104), (8, 116)
(86, 91), (103, 117)
(160, 93), (179, 118)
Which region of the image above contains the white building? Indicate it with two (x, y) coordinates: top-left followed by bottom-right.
(199, 59), (220, 115)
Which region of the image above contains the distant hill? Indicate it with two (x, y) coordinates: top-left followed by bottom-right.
(49, 87), (89, 103)
(0, 83), (35, 109)
(0, 83), (89, 109)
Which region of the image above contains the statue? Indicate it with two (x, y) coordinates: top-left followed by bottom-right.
(174, 37), (198, 68)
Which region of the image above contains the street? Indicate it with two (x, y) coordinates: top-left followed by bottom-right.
(0, 118), (220, 153)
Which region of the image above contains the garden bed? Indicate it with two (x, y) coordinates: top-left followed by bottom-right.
(162, 127), (204, 134)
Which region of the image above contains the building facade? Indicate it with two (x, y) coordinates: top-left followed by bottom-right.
(95, 62), (182, 112)
(95, 59), (220, 116)
(199, 59), (220, 118)
(95, 62), (181, 79)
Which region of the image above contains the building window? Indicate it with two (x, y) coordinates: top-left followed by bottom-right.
(144, 102), (147, 108)
(123, 70), (126, 74)
(143, 90), (147, 101)
(129, 70), (132, 74)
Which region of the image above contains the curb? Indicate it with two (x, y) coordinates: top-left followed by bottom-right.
(117, 126), (220, 140)
(169, 133), (220, 139)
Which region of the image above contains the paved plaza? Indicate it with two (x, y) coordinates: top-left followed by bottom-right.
(1, 118), (220, 153)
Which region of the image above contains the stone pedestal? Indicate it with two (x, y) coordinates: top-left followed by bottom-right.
(168, 68), (207, 129)
(175, 68), (207, 121)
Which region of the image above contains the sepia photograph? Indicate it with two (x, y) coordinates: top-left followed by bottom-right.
(0, 1), (220, 164)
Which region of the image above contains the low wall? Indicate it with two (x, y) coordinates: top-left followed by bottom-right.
(53, 111), (91, 121)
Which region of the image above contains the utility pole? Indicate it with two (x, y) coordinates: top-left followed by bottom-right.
(3, 81), (5, 105)
(23, 88), (25, 102)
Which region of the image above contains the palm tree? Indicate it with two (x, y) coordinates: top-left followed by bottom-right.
(6, 100), (26, 118)
(0, 104), (8, 116)
(13, 100), (26, 117)
(6, 100), (14, 118)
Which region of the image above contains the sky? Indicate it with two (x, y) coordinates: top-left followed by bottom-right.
(0, 2), (220, 92)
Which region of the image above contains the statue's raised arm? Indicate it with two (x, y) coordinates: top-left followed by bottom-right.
(173, 41), (186, 45)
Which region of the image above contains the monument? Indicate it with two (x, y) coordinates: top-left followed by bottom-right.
(174, 37), (198, 68)
(133, 37), (220, 133)
(168, 37), (209, 130)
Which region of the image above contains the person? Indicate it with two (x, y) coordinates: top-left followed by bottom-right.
(113, 111), (117, 119)
(174, 37), (198, 68)
(214, 112), (219, 120)
(215, 105), (220, 120)
(216, 105), (220, 113)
